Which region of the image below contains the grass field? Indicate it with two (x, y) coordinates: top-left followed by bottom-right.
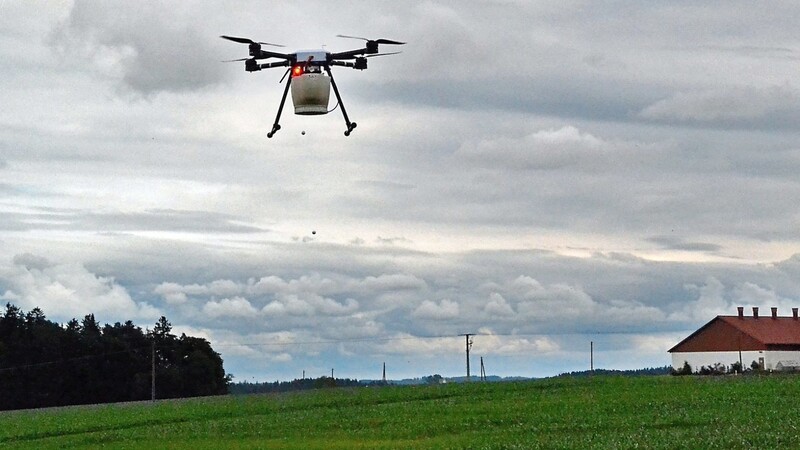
(2, 375), (800, 449)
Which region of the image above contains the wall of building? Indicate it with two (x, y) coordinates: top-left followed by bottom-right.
(672, 350), (800, 371)
(763, 351), (800, 370)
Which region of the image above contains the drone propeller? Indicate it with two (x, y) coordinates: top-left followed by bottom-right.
(220, 35), (285, 47)
(222, 57), (251, 63)
(336, 35), (405, 45)
(335, 51), (403, 61)
(366, 51), (402, 58)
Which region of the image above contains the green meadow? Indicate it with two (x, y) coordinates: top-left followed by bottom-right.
(2, 375), (799, 449)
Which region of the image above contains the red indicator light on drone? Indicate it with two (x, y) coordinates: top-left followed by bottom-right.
(292, 65), (304, 77)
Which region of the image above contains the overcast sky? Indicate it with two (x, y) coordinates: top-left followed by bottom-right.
(2, 0), (800, 381)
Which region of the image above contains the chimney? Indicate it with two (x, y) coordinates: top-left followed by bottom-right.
(772, 307), (778, 319)
(737, 306), (744, 318)
(793, 308), (798, 319)
(752, 307), (759, 319)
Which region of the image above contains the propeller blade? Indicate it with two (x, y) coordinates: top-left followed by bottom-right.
(336, 35), (405, 45)
(336, 34), (368, 41)
(221, 58), (251, 62)
(258, 41), (286, 48)
(220, 35), (255, 44)
(219, 35), (285, 47)
(373, 39), (405, 45)
(365, 51), (402, 58)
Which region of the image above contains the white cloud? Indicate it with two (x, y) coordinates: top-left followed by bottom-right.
(474, 329), (560, 355)
(153, 282), (188, 304)
(412, 299), (460, 320)
(202, 296), (258, 318)
(517, 283), (596, 320)
(0, 255), (160, 324)
(376, 333), (464, 355)
(674, 277), (729, 322)
(639, 85), (798, 123)
(250, 276), (287, 295)
(357, 273), (428, 293)
(457, 126), (616, 171)
(483, 293), (515, 317)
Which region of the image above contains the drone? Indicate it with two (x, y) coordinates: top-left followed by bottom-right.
(221, 35), (404, 137)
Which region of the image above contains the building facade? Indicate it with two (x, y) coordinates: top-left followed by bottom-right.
(669, 307), (800, 372)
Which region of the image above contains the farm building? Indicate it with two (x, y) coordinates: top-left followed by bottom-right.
(669, 306), (800, 372)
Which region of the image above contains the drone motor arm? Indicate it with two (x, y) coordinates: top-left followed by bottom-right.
(247, 59), (292, 72)
(254, 49), (293, 60)
(329, 59), (367, 70)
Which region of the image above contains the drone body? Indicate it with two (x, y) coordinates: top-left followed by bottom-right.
(221, 35), (404, 137)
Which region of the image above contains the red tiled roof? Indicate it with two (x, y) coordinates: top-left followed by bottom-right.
(669, 314), (800, 353)
(717, 316), (800, 345)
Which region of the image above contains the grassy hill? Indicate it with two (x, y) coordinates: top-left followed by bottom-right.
(2, 374), (799, 448)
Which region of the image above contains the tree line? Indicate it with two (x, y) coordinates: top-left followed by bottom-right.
(0, 303), (229, 411)
(229, 376), (363, 395)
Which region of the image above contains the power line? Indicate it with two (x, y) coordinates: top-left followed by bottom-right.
(214, 334), (457, 348)
(212, 330), (643, 350)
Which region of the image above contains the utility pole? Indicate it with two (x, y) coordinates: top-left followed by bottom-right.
(382, 362), (386, 384)
(480, 356), (486, 381)
(459, 333), (474, 381)
(590, 341), (594, 373)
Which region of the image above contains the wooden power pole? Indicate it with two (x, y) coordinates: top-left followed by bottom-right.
(459, 333), (474, 381)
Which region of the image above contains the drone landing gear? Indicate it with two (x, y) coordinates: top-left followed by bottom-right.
(325, 66), (356, 137)
(267, 72), (292, 138)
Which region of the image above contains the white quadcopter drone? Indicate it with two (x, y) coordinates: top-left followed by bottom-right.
(221, 35), (404, 137)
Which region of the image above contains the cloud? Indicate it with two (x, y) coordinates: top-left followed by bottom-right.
(5, 0), (800, 381)
(474, 329), (560, 355)
(376, 333), (464, 356)
(639, 84), (799, 126)
(202, 296), (258, 318)
(647, 236), (723, 253)
(153, 282), (188, 305)
(52, 0), (227, 95)
(483, 293), (515, 317)
(456, 126), (639, 172)
(0, 255), (160, 324)
(412, 299), (460, 320)
(0, 208), (265, 234)
(12, 253), (52, 271)
(357, 274), (428, 293)
(673, 277), (733, 322)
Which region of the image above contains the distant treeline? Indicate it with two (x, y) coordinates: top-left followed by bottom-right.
(0, 303), (229, 411)
(557, 366), (673, 377)
(229, 377), (363, 395)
